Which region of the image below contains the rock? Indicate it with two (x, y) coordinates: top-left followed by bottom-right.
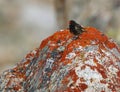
(0, 27), (120, 92)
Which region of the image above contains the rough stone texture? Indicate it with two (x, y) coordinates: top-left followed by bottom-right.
(0, 27), (120, 92)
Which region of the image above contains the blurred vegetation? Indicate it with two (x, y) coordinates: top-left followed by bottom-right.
(0, 0), (120, 73)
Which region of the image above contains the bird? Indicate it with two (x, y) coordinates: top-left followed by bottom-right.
(69, 20), (85, 35)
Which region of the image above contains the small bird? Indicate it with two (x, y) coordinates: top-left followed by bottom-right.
(69, 20), (85, 35)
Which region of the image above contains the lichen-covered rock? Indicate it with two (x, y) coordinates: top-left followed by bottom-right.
(0, 27), (120, 92)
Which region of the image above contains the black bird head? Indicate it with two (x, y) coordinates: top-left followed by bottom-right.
(69, 20), (84, 35)
(69, 20), (76, 26)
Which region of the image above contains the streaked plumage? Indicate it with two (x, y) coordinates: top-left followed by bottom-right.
(69, 20), (85, 35)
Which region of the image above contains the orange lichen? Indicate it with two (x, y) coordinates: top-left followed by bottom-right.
(117, 70), (120, 77)
(13, 85), (21, 91)
(100, 80), (107, 84)
(61, 74), (70, 85)
(70, 69), (79, 82)
(96, 63), (107, 79)
(105, 40), (116, 49)
(79, 83), (88, 91)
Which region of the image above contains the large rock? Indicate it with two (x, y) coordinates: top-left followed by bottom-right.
(0, 27), (120, 92)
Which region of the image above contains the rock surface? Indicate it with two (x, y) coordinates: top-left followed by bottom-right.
(0, 27), (120, 92)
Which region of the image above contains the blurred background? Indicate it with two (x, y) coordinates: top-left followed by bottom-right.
(0, 0), (120, 73)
